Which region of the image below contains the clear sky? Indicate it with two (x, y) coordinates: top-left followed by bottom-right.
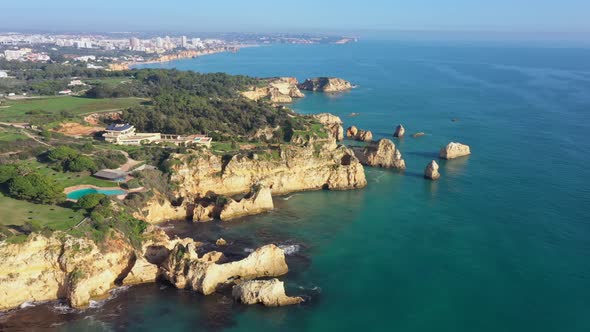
(2, 0), (590, 34)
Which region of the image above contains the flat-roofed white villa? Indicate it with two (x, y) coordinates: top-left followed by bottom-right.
(102, 123), (212, 147)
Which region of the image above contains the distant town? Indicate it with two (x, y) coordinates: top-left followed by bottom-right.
(0, 32), (358, 72)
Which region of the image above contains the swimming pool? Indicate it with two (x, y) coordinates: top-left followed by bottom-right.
(66, 188), (126, 200)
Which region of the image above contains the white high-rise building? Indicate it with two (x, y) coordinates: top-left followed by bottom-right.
(181, 36), (187, 48)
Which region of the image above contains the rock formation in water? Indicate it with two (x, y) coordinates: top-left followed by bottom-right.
(219, 186), (274, 220)
(232, 279), (304, 306)
(346, 126), (358, 138)
(159, 243), (289, 295)
(412, 132), (425, 138)
(393, 124), (405, 138)
(216, 238), (227, 246)
(313, 113), (344, 141)
(424, 160), (441, 180)
(353, 139), (406, 169)
(346, 126), (373, 142)
(298, 77), (353, 92)
(241, 77), (304, 103)
(439, 142), (471, 160)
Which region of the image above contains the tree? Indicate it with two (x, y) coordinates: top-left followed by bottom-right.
(66, 156), (97, 172)
(77, 193), (107, 210)
(8, 172), (65, 204)
(47, 146), (79, 162)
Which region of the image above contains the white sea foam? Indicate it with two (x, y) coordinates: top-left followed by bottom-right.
(19, 301), (36, 309)
(282, 194), (299, 201)
(279, 244), (300, 255)
(243, 248), (254, 253)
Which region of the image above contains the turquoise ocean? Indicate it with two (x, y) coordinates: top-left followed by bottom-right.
(3, 40), (590, 331)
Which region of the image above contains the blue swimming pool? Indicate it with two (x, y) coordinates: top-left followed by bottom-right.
(66, 188), (126, 200)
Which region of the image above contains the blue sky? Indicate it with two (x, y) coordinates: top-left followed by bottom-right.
(2, 0), (589, 34)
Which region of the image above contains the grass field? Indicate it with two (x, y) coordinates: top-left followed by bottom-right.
(0, 127), (28, 142)
(0, 96), (145, 123)
(0, 192), (84, 229)
(22, 160), (119, 188)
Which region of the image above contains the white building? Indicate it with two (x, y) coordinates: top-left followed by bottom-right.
(0, 71), (8, 78)
(4, 49), (29, 61)
(181, 36), (188, 48)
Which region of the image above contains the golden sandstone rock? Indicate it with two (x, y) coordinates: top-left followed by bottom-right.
(439, 142), (471, 159)
(232, 278), (303, 306)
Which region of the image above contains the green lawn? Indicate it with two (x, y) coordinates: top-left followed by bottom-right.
(23, 160), (119, 188)
(0, 96), (145, 123)
(0, 127), (28, 142)
(0, 192), (84, 230)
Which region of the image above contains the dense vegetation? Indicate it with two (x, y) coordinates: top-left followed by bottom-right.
(0, 164), (65, 204)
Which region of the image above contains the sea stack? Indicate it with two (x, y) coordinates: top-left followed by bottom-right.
(424, 160), (440, 180)
(232, 279), (304, 307)
(393, 124), (405, 138)
(346, 126), (372, 142)
(353, 138), (406, 169)
(439, 142), (471, 160)
(346, 126), (358, 138)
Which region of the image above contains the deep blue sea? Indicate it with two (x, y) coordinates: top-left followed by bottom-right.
(3, 40), (590, 331)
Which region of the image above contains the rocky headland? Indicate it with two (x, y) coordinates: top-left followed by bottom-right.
(0, 227), (300, 311)
(298, 77), (353, 92)
(241, 77), (305, 103)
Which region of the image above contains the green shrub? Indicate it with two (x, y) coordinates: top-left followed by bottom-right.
(77, 193), (107, 210)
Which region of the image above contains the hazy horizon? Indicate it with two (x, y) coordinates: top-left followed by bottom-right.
(3, 0), (590, 38)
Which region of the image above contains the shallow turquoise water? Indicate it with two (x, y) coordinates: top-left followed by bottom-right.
(66, 188), (126, 200)
(3, 41), (589, 331)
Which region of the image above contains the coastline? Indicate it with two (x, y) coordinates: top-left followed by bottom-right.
(109, 46), (242, 71)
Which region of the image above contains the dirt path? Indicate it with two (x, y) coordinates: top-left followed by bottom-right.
(20, 129), (52, 147)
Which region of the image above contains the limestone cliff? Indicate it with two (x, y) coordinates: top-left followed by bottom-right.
(157, 143), (366, 223)
(298, 77), (353, 92)
(219, 186), (274, 221)
(439, 142), (471, 160)
(159, 243), (289, 295)
(313, 113), (344, 141)
(242, 77), (304, 103)
(354, 139), (406, 169)
(232, 279), (304, 306)
(0, 227), (194, 310)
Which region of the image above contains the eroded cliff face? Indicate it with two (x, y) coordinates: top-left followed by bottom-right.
(159, 243), (289, 295)
(313, 113), (344, 141)
(170, 142), (366, 200)
(0, 227), (193, 311)
(241, 77), (304, 103)
(0, 232), (136, 310)
(298, 77), (353, 92)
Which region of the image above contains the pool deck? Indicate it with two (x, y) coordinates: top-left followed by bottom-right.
(64, 184), (146, 201)
(64, 184), (128, 201)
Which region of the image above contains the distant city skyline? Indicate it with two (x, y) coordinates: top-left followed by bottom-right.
(2, 0), (590, 36)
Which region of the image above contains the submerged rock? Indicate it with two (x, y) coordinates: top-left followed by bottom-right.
(353, 138), (406, 169)
(439, 142), (471, 160)
(216, 238), (227, 246)
(412, 132), (425, 138)
(298, 77), (353, 92)
(159, 243), (289, 295)
(393, 124), (405, 138)
(232, 278), (304, 307)
(424, 160), (441, 180)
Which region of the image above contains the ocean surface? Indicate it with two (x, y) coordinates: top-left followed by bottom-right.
(3, 40), (590, 331)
